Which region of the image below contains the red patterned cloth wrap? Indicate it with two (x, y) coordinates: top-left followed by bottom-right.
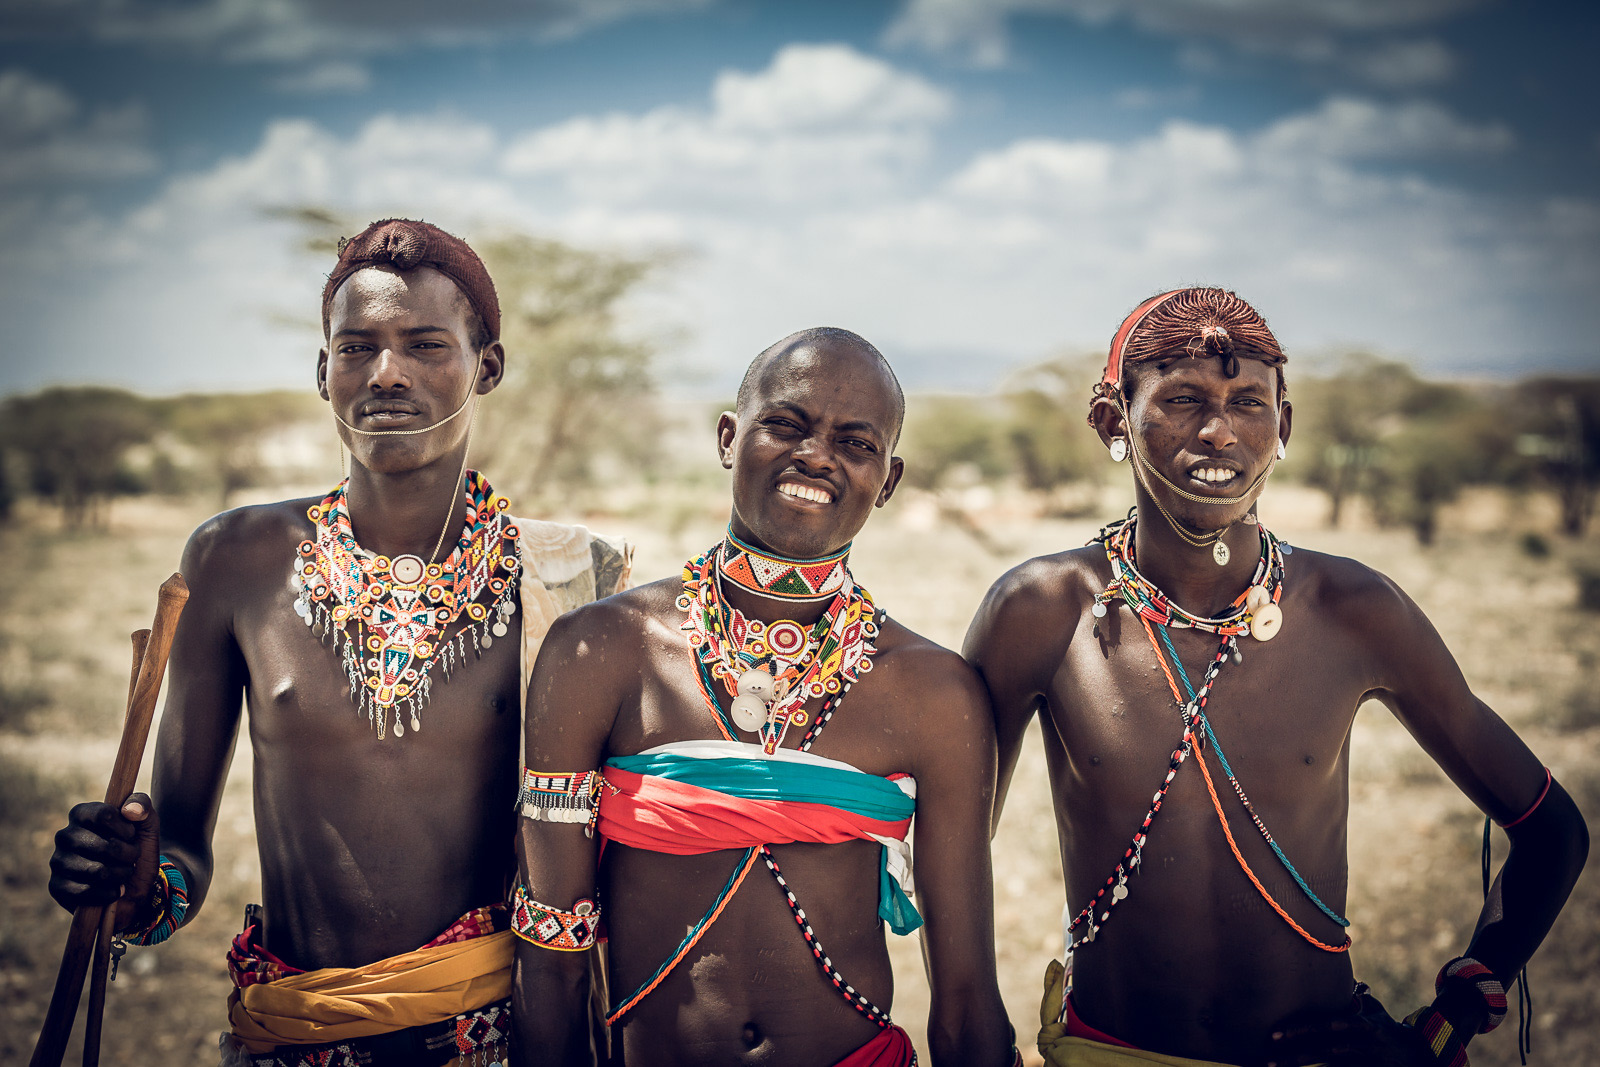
(831, 1023), (917, 1066)
(229, 904), (507, 989)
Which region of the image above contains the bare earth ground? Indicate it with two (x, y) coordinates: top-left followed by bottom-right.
(2, 482), (1596, 1064)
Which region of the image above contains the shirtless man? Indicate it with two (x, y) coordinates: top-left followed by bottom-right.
(510, 328), (1016, 1066)
(965, 288), (1588, 1067)
(47, 219), (628, 1065)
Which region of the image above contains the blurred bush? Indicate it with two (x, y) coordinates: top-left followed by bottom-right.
(0, 387), (159, 527)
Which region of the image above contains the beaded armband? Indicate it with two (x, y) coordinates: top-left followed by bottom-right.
(1402, 1004), (1469, 1067)
(510, 882), (600, 951)
(121, 856), (190, 946)
(517, 769), (605, 836)
(1436, 956), (1507, 1034)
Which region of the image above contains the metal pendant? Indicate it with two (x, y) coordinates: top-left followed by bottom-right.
(1212, 539), (1230, 566)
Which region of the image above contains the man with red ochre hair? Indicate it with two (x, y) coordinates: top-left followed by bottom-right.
(966, 287), (1587, 1066)
(47, 219), (629, 1065)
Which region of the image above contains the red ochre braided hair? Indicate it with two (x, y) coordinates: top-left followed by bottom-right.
(1091, 287), (1288, 415)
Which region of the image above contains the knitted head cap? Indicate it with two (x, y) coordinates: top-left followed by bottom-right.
(321, 219), (500, 343)
(1093, 287), (1286, 409)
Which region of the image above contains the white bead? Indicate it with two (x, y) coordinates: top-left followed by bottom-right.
(738, 668), (776, 698)
(730, 693), (768, 732)
(1251, 603), (1283, 641)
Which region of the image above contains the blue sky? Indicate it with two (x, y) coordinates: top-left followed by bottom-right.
(2, 0), (1596, 395)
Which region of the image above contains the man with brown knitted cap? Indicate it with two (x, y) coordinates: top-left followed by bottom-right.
(966, 287), (1587, 1066)
(47, 219), (629, 1065)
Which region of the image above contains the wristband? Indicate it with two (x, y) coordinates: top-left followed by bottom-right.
(122, 855), (189, 946)
(1436, 956), (1507, 1034)
(510, 882), (599, 951)
(1403, 1004), (1469, 1067)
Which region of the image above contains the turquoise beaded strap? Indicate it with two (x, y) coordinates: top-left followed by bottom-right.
(122, 855), (189, 946)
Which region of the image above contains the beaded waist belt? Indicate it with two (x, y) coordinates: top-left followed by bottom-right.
(236, 999), (511, 1067)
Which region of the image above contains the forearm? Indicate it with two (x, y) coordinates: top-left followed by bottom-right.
(1465, 778), (1587, 973)
(511, 941), (597, 1067)
(1436, 778), (1588, 1036)
(926, 992), (1015, 1067)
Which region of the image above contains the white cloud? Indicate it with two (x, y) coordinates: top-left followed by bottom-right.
(0, 68), (156, 185)
(271, 60), (372, 94)
(503, 44), (950, 208)
(1, 0), (714, 63)
(1350, 38), (1457, 88)
(2, 48), (1593, 397)
(1256, 97), (1512, 160)
(884, 0), (1487, 72)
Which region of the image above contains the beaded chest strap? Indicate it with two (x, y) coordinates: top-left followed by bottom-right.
(294, 471), (520, 740)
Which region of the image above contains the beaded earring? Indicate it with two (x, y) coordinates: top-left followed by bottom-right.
(1109, 438), (1128, 463)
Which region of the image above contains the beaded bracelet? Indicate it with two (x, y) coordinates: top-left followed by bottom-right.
(1436, 956), (1507, 1034)
(121, 856), (189, 946)
(1402, 1004), (1469, 1067)
(509, 882), (599, 951)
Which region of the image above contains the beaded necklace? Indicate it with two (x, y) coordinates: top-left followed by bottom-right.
(294, 470), (520, 739)
(1065, 510), (1346, 983)
(677, 535), (878, 754)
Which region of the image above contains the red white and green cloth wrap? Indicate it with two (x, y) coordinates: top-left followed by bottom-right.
(598, 739), (921, 935)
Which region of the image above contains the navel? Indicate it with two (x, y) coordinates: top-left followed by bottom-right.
(1303, 754), (1315, 766)
(740, 1023), (762, 1050)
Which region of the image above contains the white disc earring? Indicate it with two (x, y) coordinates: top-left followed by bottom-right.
(1109, 438), (1128, 463)
(1276, 440), (1287, 460)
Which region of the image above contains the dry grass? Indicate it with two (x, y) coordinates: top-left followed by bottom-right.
(1, 484), (1595, 1064)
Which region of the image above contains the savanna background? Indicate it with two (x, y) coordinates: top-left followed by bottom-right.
(2, 1), (1597, 1063)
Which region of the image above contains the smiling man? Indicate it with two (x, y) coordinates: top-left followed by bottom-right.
(965, 288), (1587, 1067)
(511, 327), (1017, 1066)
(47, 219), (629, 1066)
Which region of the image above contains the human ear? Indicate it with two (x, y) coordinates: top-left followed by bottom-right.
(715, 411), (737, 469)
(1088, 394), (1127, 449)
(316, 348), (330, 402)
(876, 456), (905, 507)
(476, 341), (507, 394)
(1278, 398), (1293, 450)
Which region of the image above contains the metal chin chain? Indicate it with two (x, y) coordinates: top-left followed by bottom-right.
(1117, 398), (1279, 566)
(332, 349), (485, 571)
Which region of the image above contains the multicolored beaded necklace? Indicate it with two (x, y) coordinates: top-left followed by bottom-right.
(1065, 510), (1347, 989)
(293, 470), (520, 740)
(677, 533), (878, 755)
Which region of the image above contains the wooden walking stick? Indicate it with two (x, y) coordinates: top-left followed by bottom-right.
(30, 574), (189, 1067)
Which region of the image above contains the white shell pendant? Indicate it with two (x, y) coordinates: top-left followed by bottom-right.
(1250, 602), (1284, 641)
(738, 668), (776, 699)
(1245, 585), (1271, 613)
(730, 693), (768, 732)
(1212, 540), (1230, 566)
(391, 554), (425, 585)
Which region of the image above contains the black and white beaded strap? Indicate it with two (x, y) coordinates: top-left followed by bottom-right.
(759, 845), (894, 1029)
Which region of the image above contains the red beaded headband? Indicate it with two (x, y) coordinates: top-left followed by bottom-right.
(1100, 288), (1186, 390)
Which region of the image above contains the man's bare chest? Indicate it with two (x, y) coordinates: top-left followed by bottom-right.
(234, 574), (523, 748)
(1046, 611), (1366, 809)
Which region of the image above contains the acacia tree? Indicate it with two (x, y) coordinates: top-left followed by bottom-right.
(0, 387), (158, 527)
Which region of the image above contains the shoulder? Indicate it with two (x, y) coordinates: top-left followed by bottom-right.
(983, 545), (1104, 616)
(966, 544), (1104, 655)
(874, 617), (988, 712)
(181, 497), (317, 578)
(540, 575), (679, 652)
(1285, 546), (1417, 630)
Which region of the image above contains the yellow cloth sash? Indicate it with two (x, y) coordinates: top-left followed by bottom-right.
(227, 930), (513, 1053)
(1037, 959), (1240, 1067)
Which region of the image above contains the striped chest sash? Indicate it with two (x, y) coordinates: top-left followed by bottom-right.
(600, 740), (920, 1025)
